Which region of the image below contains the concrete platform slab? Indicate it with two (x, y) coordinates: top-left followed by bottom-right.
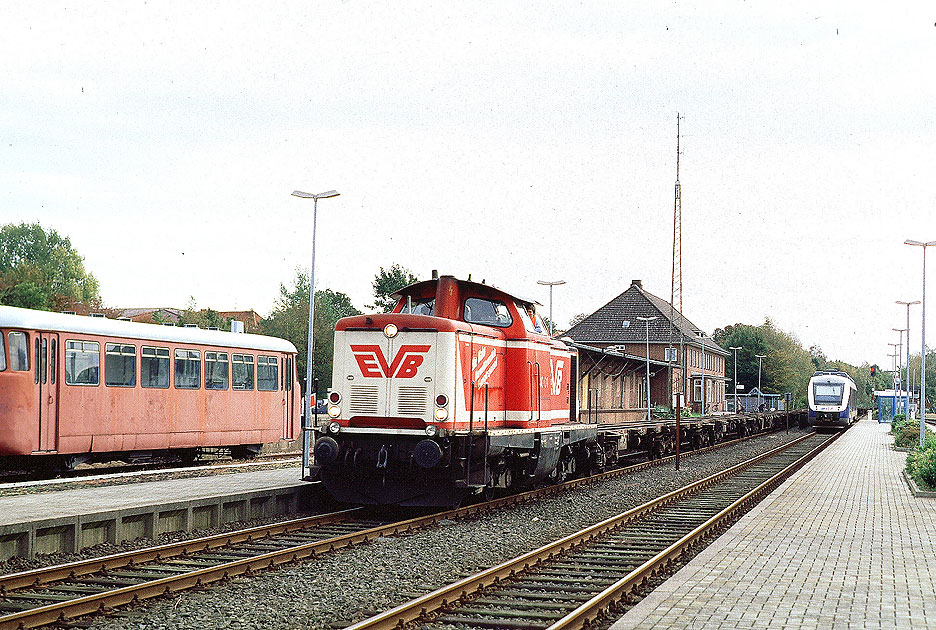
(611, 417), (936, 629)
(0, 467), (316, 560)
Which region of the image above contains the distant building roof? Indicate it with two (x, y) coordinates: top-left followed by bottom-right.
(564, 279), (727, 355)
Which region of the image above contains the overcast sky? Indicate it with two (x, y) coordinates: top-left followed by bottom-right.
(2, 2), (934, 368)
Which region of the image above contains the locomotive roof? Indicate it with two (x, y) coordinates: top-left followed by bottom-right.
(0, 305), (297, 353)
(391, 276), (542, 306)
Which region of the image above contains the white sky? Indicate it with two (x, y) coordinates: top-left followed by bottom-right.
(2, 2), (935, 369)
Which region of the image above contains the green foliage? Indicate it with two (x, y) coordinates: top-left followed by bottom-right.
(178, 298), (231, 330)
(370, 264), (418, 312)
(893, 418), (920, 449)
(262, 269), (361, 393)
(906, 433), (936, 490)
(0, 222), (99, 311)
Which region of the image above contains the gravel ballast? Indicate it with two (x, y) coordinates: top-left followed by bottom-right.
(77, 429), (812, 630)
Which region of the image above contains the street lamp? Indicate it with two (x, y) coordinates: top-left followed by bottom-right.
(292, 188), (340, 472)
(729, 346), (742, 413)
(755, 354), (767, 411)
(897, 300), (920, 418)
(893, 328), (907, 415)
(637, 316), (658, 423)
(906, 239), (935, 446)
(888, 342), (900, 400)
(537, 280), (565, 336)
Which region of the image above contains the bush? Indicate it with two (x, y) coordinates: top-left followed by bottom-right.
(891, 416), (914, 436)
(894, 423), (921, 449)
(907, 434), (936, 490)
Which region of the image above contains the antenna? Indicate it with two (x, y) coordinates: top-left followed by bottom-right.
(669, 113), (686, 402)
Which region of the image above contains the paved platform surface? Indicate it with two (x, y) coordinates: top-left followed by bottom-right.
(0, 466), (302, 526)
(612, 417), (936, 629)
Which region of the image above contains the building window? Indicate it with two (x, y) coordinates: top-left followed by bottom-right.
(257, 355), (278, 391)
(65, 340), (100, 385)
(232, 353), (254, 390)
(693, 378), (702, 402)
(8, 331), (28, 371)
(174, 349), (201, 389)
(105, 343), (136, 387)
(141, 346), (170, 388)
(205, 352), (229, 390)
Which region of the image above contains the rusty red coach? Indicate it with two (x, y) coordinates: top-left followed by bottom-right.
(306, 275), (603, 506)
(0, 305), (300, 469)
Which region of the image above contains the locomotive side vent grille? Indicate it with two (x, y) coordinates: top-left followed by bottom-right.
(396, 386), (428, 416)
(348, 384), (380, 415)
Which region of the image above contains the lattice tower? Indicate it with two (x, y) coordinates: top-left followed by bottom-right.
(669, 113), (685, 397)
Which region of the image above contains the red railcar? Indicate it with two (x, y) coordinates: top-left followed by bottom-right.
(306, 275), (596, 506)
(0, 305), (300, 469)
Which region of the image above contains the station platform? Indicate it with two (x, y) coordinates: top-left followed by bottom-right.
(612, 416), (936, 629)
(0, 466), (315, 560)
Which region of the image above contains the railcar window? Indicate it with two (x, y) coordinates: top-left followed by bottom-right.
(0, 334), (6, 371)
(463, 298), (513, 327)
(232, 353), (254, 390)
(105, 343), (136, 387)
(65, 340), (100, 385)
(8, 332), (28, 371)
(205, 351), (229, 390)
(50, 340), (56, 383)
(257, 355), (278, 391)
(141, 346), (170, 388)
(174, 349), (201, 389)
(40, 338), (48, 384)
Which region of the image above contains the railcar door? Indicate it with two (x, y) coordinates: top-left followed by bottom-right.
(37, 333), (59, 452)
(283, 355), (294, 440)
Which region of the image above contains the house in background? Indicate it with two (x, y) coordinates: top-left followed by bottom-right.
(564, 279), (728, 416)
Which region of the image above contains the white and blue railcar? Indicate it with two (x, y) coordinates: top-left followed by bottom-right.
(807, 370), (858, 427)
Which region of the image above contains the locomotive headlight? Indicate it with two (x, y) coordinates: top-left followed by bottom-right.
(434, 407), (448, 421)
(425, 424), (439, 437)
(327, 404), (341, 418)
(383, 323), (398, 338)
(327, 421), (341, 434)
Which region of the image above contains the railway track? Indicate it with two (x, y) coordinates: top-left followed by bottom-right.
(344, 430), (838, 630)
(0, 428), (810, 629)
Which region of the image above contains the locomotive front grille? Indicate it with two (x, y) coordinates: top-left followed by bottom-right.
(348, 384), (380, 415)
(396, 386), (428, 416)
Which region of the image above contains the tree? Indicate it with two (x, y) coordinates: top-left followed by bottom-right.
(370, 264), (419, 312)
(568, 313), (588, 329)
(262, 269), (361, 394)
(178, 297), (231, 330)
(0, 222), (99, 310)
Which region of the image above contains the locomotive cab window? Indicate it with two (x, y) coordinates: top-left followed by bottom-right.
(8, 331), (28, 371)
(141, 346), (170, 388)
(205, 351), (229, 390)
(174, 349), (201, 389)
(463, 298), (512, 328)
(105, 343), (136, 387)
(257, 355), (278, 391)
(65, 340), (100, 385)
(232, 353), (254, 390)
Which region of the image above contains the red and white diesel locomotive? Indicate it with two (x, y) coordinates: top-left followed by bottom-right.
(307, 275), (601, 506)
(0, 305), (300, 470)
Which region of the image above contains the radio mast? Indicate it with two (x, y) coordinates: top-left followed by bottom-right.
(669, 113), (685, 403)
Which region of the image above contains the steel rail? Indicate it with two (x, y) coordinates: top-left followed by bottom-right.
(342, 431), (831, 630)
(0, 425), (807, 629)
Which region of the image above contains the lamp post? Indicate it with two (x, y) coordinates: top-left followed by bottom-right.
(905, 239), (935, 446)
(893, 328), (907, 415)
(729, 346), (742, 414)
(291, 188), (340, 472)
(537, 280), (565, 336)
(888, 342), (900, 400)
(756, 354), (767, 410)
(637, 316), (658, 423)
(897, 300), (920, 418)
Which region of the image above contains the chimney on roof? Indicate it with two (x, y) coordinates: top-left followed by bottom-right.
(631, 280), (643, 289)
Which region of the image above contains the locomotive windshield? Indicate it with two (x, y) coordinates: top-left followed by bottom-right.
(402, 297), (434, 316)
(814, 382), (844, 404)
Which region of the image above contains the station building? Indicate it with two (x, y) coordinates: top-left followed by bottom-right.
(564, 280), (728, 420)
